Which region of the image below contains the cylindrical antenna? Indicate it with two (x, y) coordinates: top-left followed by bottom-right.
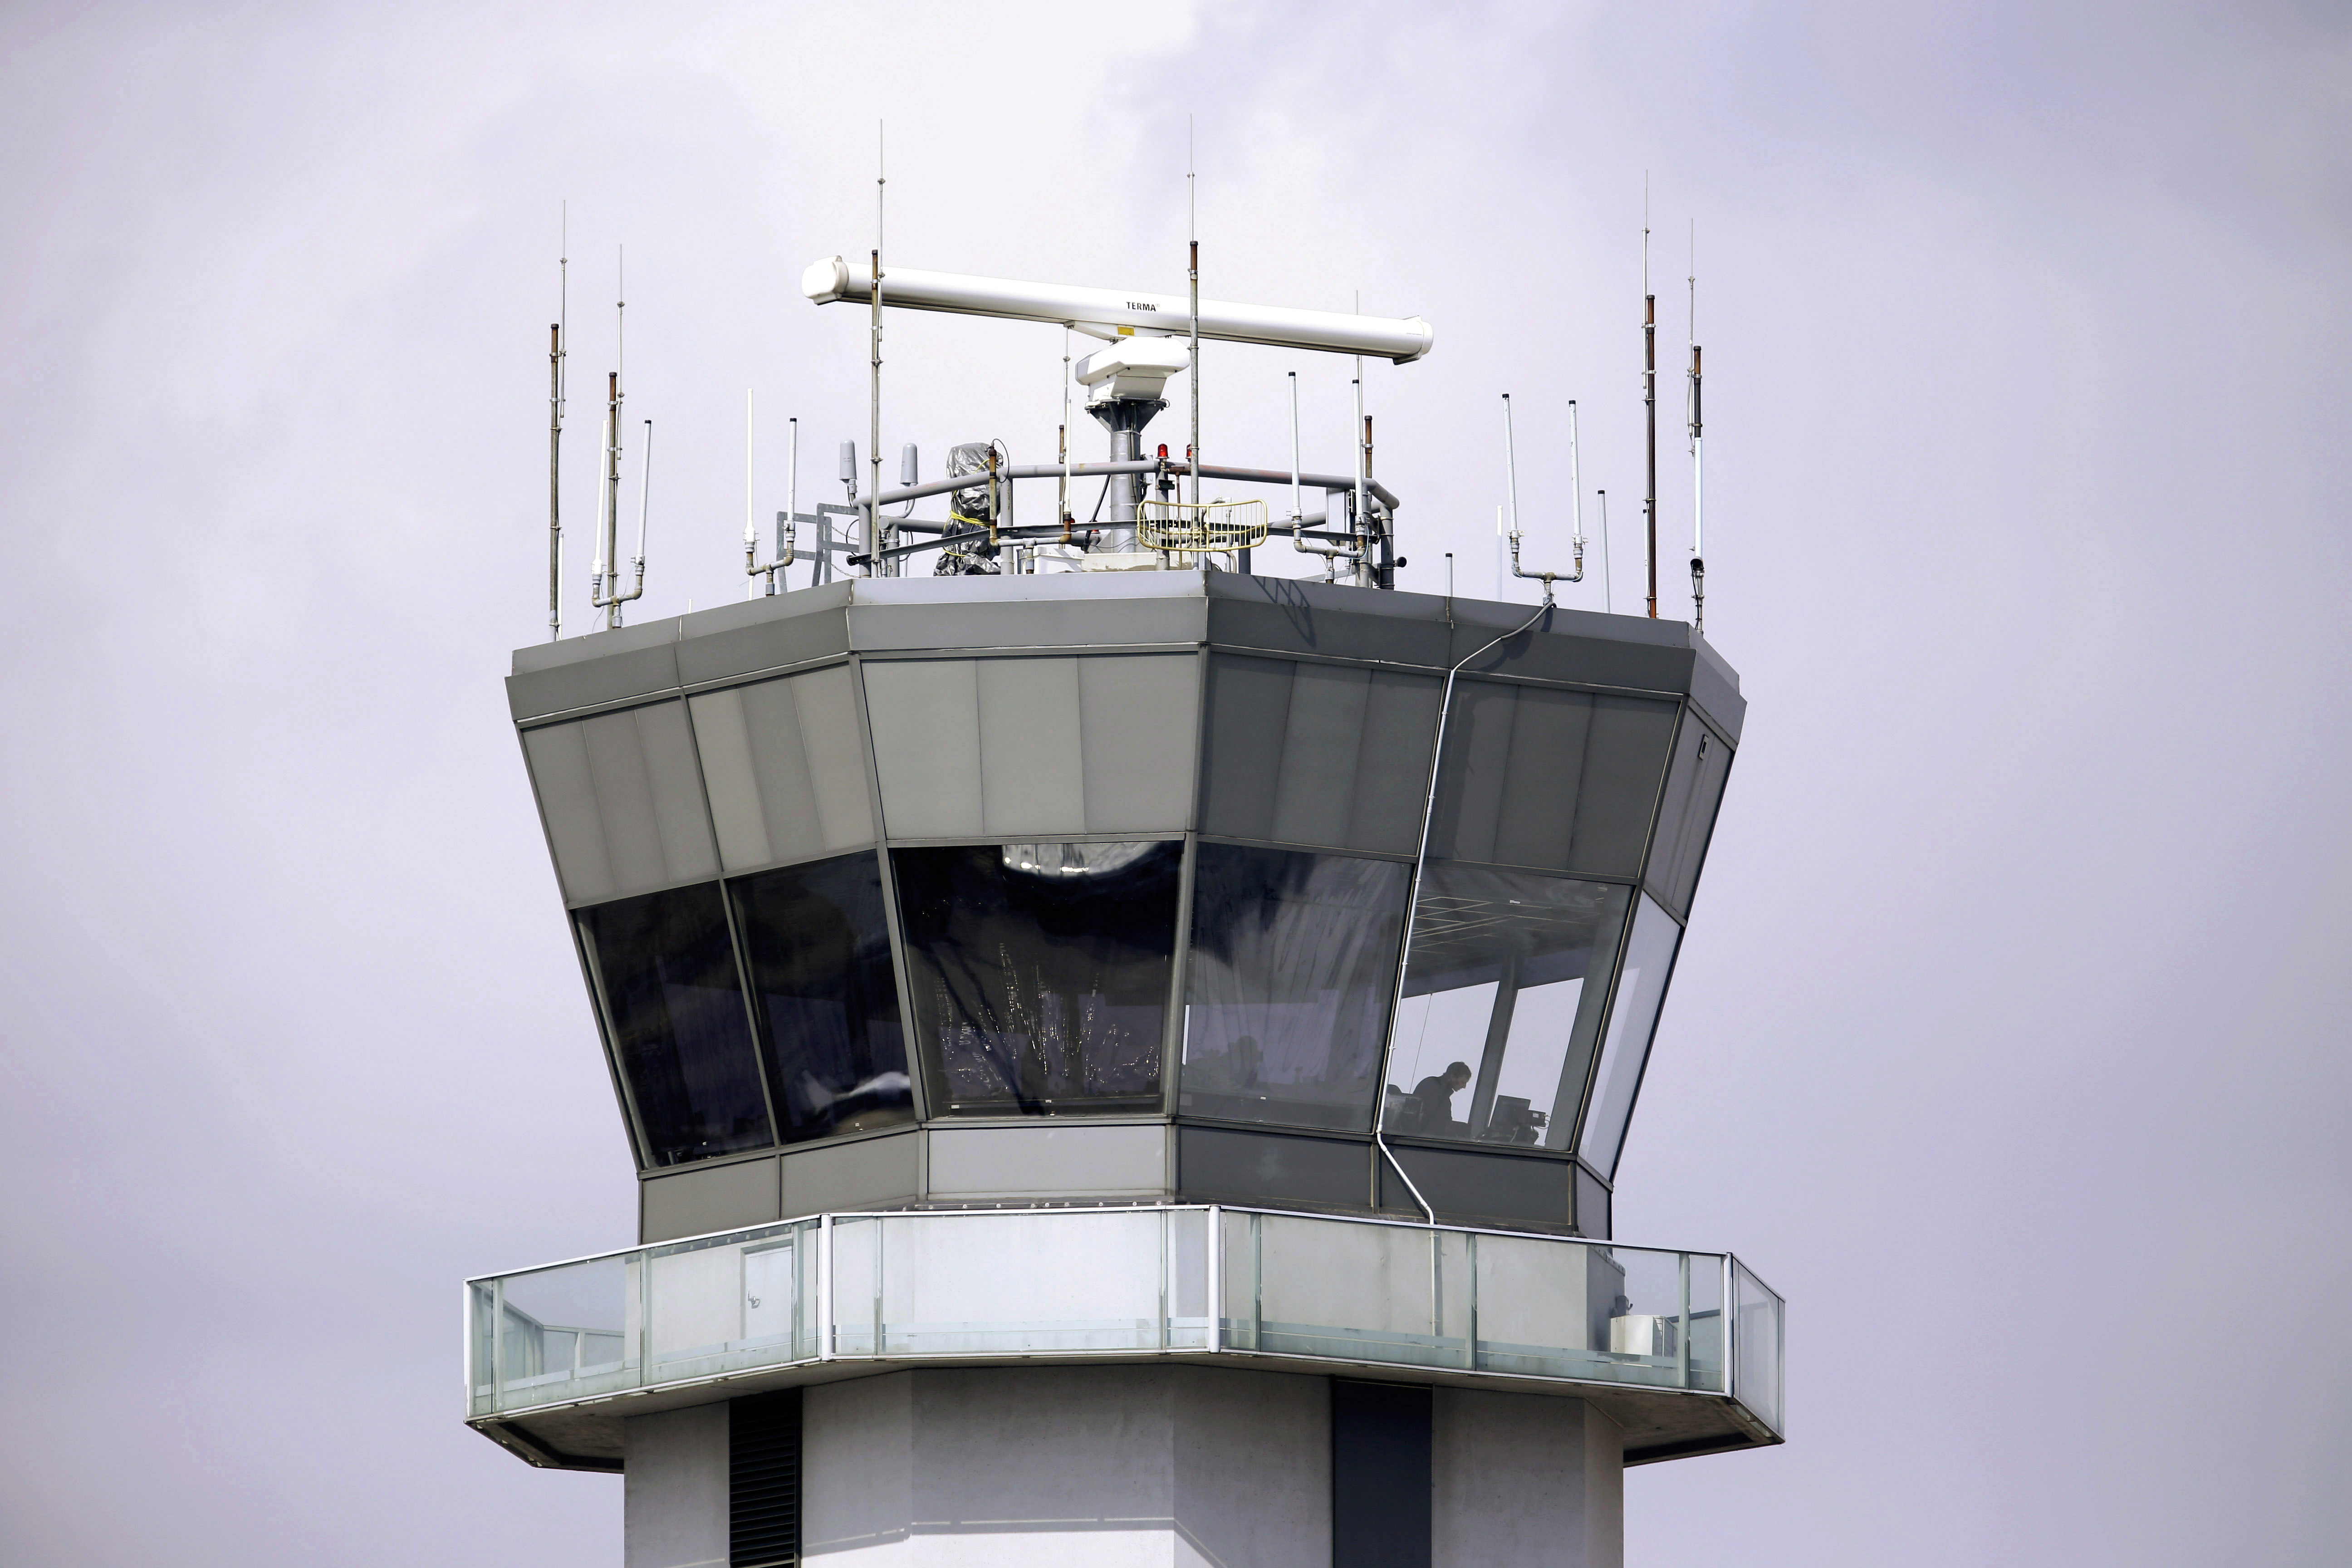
(1352, 363), (1368, 588)
(866, 123), (885, 575)
(1642, 214), (1657, 619)
(1598, 488), (1613, 615)
(1568, 398), (1586, 578)
(635, 416), (653, 567)
(1502, 392), (1519, 541)
(785, 416), (799, 588)
(1688, 222), (1705, 635)
(744, 388), (758, 600)
(1287, 371), (1303, 524)
(1188, 120), (1200, 510)
(549, 202), (567, 642)
(1060, 326), (1073, 528)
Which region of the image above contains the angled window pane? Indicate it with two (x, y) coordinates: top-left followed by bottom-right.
(1388, 866), (1629, 1151)
(577, 884), (774, 1167)
(893, 840), (1181, 1116)
(1577, 893), (1683, 1177)
(1180, 845), (1409, 1133)
(730, 852), (911, 1146)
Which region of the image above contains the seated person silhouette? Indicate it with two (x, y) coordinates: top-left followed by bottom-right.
(1407, 1061), (1473, 1135)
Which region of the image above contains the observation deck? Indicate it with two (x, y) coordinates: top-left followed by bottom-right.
(468, 1204), (1784, 1472)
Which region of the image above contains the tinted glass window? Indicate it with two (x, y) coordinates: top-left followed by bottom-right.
(1387, 866), (1629, 1152)
(577, 884), (773, 1166)
(1180, 845), (1408, 1133)
(730, 852), (911, 1145)
(1577, 893), (1683, 1176)
(893, 840), (1181, 1115)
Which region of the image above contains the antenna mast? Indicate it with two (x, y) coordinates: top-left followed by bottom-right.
(1188, 119), (1200, 510)
(1643, 185), (1657, 619)
(866, 123), (885, 577)
(1688, 221), (1705, 637)
(549, 203), (567, 642)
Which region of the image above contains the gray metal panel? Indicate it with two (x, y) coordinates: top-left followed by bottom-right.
(1269, 663), (1370, 848)
(1567, 696), (1679, 880)
(1490, 687), (1590, 871)
(977, 657), (1086, 837)
(508, 640), (681, 721)
(1645, 710), (1733, 917)
(1686, 635), (1747, 743)
(1573, 1165), (1611, 1240)
(636, 701), (721, 882)
(546, 701), (717, 899)
(1205, 582), (1453, 667)
(1377, 1145), (1573, 1230)
(1347, 671), (1444, 854)
(1437, 681), (1520, 865)
(691, 666), (875, 874)
(1080, 654), (1199, 834)
(794, 664), (875, 851)
(854, 596), (1207, 652)
(925, 1125), (1169, 1196)
(674, 588), (853, 686)
(863, 658), (982, 838)
(639, 1156), (782, 1243)
(686, 686), (774, 871)
(1199, 655), (1294, 841)
(780, 1132), (919, 1219)
(523, 720), (617, 902)
(1176, 1126), (1370, 1208)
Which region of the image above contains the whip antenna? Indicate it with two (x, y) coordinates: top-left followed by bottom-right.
(1687, 220), (1705, 636)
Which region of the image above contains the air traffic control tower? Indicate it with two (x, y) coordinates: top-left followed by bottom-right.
(466, 566), (1783, 1567)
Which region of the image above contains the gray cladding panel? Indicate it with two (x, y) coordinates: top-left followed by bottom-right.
(1201, 654), (1440, 856)
(853, 595), (1206, 652)
(640, 1156), (782, 1244)
(977, 657), (1086, 836)
(507, 641), (680, 722)
(1427, 681), (1676, 878)
(1199, 655), (1294, 842)
(1078, 655), (1199, 833)
(781, 1132), (919, 1220)
(1177, 1126), (1370, 1209)
(690, 664), (874, 873)
(1568, 696), (1679, 879)
(863, 658), (985, 838)
(926, 1125), (1169, 1196)
(528, 700), (718, 903)
(1377, 1145), (1573, 1230)
(1645, 710), (1733, 916)
(1205, 593), (1453, 667)
(674, 597), (850, 686)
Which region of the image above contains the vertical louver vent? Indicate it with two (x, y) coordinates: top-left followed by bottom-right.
(730, 1389), (801, 1567)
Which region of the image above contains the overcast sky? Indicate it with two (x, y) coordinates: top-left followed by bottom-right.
(3, 3), (2348, 1564)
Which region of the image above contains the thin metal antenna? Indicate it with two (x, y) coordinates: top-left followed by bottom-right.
(1188, 118), (1200, 510)
(1598, 488), (1614, 615)
(867, 121), (885, 576)
(1643, 180), (1657, 619)
(1353, 288), (1370, 588)
(549, 202), (567, 642)
(785, 416), (799, 588)
(1061, 326), (1073, 531)
(1504, 393), (1582, 604)
(634, 417), (652, 587)
(745, 389), (758, 601)
(1688, 220), (1705, 636)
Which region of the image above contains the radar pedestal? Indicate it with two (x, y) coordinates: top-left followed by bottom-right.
(470, 571), (1781, 1568)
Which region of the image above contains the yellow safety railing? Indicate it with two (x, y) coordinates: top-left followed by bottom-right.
(1137, 498), (1269, 555)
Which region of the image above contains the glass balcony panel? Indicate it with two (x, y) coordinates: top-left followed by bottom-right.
(862, 1210), (1187, 1355)
(893, 840), (1181, 1116)
(641, 1224), (816, 1385)
(1389, 867), (1630, 1151)
(730, 853), (913, 1145)
(577, 883), (774, 1167)
(1245, 1214), (1472, 1369)
(1732, 1261), (1785, 1435)
(484, 1256), (634, 1413)
(1576, 894), (1683, 1177)
(1181, 845), (1408, 1133)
